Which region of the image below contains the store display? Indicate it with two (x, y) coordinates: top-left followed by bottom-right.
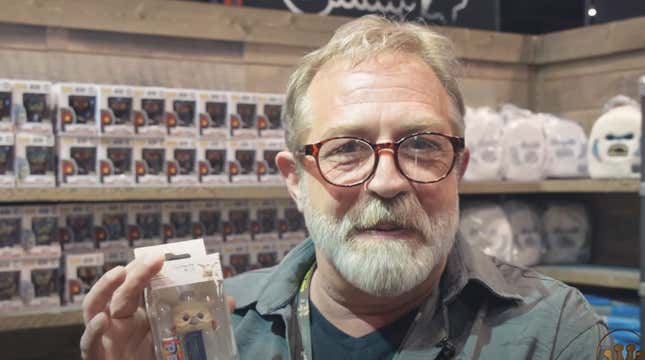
(8, 80), (53, 134)
(134, 137), (167, 186)
(129, 202), (164, 248)
(134, 87), (167, 137)
(20, 205), (60, 257)
(134, 239), (239, 360)
(167, 137), (199, 186)
(228, 139), (257, 185)
(167, 89), (198, 138)
(0, 207), (24, 258)
(0, 266), (22, 312)
(503, 200), (544, 266)
(198, 91), (229, 140)
(542, 114), (588, 178)
(588, 96), (641, 179)
(250, 200), (279, 269)
(256, 138), (284, 184)
(22, 256), (60, 308)
(99, 85), (135, 136)
(0, 132), (15, 187)
(15, 132), (56, 187)
(459, 201), (513, 263)
(463, 106), (504, 181)
(256, 94), (284, 138)
(58, 135), (100, 187)
(0, 80), (13, 133)
(221, 200), (252, 277)
(501, 113), (546, 181)
(198, 139), (228, 186)
(53, 83), (99, 136)
(163, 202), (199, 243)
(59, 204), (97, 253)
(64, 252), (104, 305)
(94, 203), (133, 269)
(541, 202), (590, 264)
(193, 200), (224, 256)
(229, 93), (258, 139)
(99, 137), (135, 186)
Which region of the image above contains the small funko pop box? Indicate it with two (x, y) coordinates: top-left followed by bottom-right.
(256, 93), (284, 138)
(221, 200), (252, 277)
(166, 88), (198, 138)
(65, 252), (104, 305)
(192, 201), (224, 255)
(0, 131), (15, 188)
(134, 137), (167, 186)
(52, 83), (99, 136)
(98, 85), (135, 136)
(134, 239), (239, 360)
(133, 87), (167, 137)
(59, 203), (97, 253)
(227, 139), (257, 185)
(0, 258), (24, 312)
(58, 135), (100, 187)
(21, 255), (61, 309)
(94, 203), (132, 268)
(8, 79), (54, 134)
(129, 202), (163, 248)
(229, 92), (258, 139)
(0, 206), (24, 259)
(0, 80), (13, 133)
(20, 205), (60, 258)
(163, 202), (201, 244)
(198, 90), (229, 140)
(166, 137), (199, 186)
(15, 132), (56, 188)
(257, 138), (284, 185)
(277, 199), (306, 256)
(198, 139), (228, 186)
(99, 137), (134, 186)
(249, 200), (279, 269)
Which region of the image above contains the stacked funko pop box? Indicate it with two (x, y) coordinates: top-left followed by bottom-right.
(0, 79), (305, 312)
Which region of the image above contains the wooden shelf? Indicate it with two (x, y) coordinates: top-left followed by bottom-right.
(533, 265), (640, 290)
(0, 186), (290, 203)
(0, 180), (637, 203)
(0, 305), (82, 332)
(459, 179), (639, 194)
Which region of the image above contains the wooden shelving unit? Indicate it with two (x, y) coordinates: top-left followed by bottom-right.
(0, 306), (82, 332)
(533, 265), (640, 290)
(0, 180), (637, 203)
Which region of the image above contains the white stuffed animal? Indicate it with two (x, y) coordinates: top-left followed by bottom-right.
(463, 107), (504, 181)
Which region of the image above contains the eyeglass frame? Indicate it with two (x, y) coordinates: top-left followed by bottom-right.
(295, 131), (466, 187)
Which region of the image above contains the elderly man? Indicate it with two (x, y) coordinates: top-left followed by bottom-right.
(80, 15), (605, 360)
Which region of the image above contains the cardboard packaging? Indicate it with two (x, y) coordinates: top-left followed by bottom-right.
(9, 79), (54, 134)
(167, 137), (199, 186)
(134, 87), (167, 137)
(229, 93), (258, 139)
(129, 202), (164, 248)
(0, 132), (15, 188)
(98, 85), (136, 136)
(198, 139), (228, 186)
(58, 135), (100, 187)
(134, 137), (167, 187)
(256, 93), (284, 139)
(15, 132), (56, 188)
(52, 83), (99, 136)
(99, 137), (135, 186)
(198, 91), (229, 140)
(166, 88), (198, 138)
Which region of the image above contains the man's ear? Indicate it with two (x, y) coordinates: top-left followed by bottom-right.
(457, 147), (470, 180)
(276, 150), (304, 211)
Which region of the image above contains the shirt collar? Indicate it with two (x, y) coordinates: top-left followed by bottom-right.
(235, 235), (522, 315)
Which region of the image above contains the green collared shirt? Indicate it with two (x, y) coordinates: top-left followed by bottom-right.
(224, 237), (606, 359)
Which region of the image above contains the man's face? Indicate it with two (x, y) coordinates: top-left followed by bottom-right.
(286, 52), (466, 296)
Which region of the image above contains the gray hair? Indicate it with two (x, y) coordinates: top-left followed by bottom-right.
(283, 15), (465, 153)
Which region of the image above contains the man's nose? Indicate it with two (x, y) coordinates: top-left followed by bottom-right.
(365, 149), (410, 199)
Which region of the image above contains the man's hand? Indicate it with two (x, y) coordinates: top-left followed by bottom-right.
(80, 255), (238, 360)
(80, 255), (164, 360)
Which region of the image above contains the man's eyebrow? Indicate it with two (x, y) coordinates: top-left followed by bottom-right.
(319, 117), (451, 140)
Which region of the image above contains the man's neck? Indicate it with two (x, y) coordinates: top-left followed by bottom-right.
(309, 248), (446, 338)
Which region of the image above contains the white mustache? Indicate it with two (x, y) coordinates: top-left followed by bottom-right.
(345, 195), (426, 237)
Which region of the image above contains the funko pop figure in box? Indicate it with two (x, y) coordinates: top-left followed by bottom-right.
(107, 148), (132, 175)
(142, 149), (165, 175)
(170, 212), (192, 239)
(71, 147), (97, 175)
(263, 104), (282, 130)
(205, 102), (227, 129)
(0, 218), (21, 248)
(32, 217), (57, 246)
(235, 150), (255, 175)
(26, 146), (54, 175)
(0, 272), (19, 301)
(31, 269), (58, 298)
(0, 145), (13, 175)
(69, 95), (96, 124)
(205, 150), (225, 174)
(142, 99), (165, 126)
(236, 103), (256, 129)
(169, 291), (218, 360)
(173, 100), (196, 127)
(107, 97), (133, 125)
(174, 149), (196, 175)
(0, 91), (11, 121)
(23, 93), (49, 123)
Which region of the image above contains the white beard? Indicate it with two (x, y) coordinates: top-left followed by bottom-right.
(300, 182), (459, 297)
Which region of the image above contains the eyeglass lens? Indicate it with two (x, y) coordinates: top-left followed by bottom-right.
(317, 134), (455, 186)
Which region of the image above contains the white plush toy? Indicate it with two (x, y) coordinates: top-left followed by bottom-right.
(463, 107), (505, 181)
(503, 200), (544, 267)
(542, 114), (588, 178)
(501, 113), (547, 181)
(541, 202), (590, 264)
(459, 202), (513, 263)
(588, 96), (641, 179)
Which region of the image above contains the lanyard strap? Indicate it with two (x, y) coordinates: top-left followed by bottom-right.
(295, 264), (316, 360)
